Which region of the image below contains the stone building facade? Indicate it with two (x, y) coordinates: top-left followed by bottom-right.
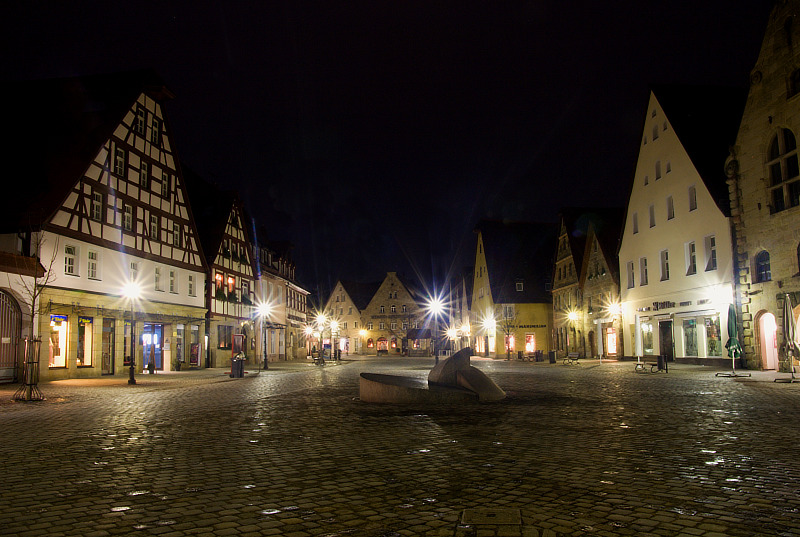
(728, 0), (800, 370)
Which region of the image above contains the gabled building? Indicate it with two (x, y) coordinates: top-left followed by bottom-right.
(728, 0), (800, 370)
(619, 86), (745, 365)
(471, 220), (556, 358)
(323, 280), (380, 355)
(2, 70), (208, 380)
(184, 169), (256, 368)
(446, 266), (474, 352)
(578, 214), (623, 358)
(552, 209), (596, 357)
(360, 272), (423, 356)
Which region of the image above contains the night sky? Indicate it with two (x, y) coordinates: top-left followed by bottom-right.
(1, 1), (774, 298)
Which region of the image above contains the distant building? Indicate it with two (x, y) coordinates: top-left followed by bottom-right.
(619, 86), (745, 365)
(471, 220), (555, 358)
(323, 280), (380, 355)
(728, 0), (800, 369)
(360, 272), (424, 356)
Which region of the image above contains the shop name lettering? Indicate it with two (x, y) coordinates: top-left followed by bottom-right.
(518, 324), (546, 328)
(652, 301), (676, 311)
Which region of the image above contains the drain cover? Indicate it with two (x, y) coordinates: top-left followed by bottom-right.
(461, 508), (521, 525)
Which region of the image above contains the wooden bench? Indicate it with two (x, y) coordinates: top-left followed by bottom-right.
(563, 352), (580, 365)
(634, 356), (667, 373)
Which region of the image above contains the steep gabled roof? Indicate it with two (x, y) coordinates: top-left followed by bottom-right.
(651, 84), (747, 216)
(477, 220), (557, 304)
(182, 165), (240, 267)
(340, 280), (381, 311)
(578, 210), (624, 287)
(1, 69), (172, 233)
(557, 207), (618, 271)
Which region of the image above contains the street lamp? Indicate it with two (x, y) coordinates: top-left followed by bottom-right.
(257, 303), (272, 370)
(446, 327), (458, 352)
(460, 323), (471, 351)
(426, 295), (444, 364)
(567, 309), (579, 355)
(122, 282), (140, 385)
(304, 325), (314, 358)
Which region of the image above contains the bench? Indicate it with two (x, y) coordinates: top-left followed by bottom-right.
(311, 352), (325, 366)
(634, 356), (668, 373)
(563, 352), (580, 365)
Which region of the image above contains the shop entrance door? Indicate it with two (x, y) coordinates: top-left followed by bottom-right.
(143, 323), (164, 370)
(0, 290), (21, 383)
(659, 320), (674, 362)
(101, 318), (115, 375)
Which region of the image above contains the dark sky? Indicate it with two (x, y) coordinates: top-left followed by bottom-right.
(1, 1), (774, 299)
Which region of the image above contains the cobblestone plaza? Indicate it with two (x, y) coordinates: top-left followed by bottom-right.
(1, 358), (799, 536)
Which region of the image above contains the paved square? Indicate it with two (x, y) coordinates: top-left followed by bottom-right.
(1, 358), (799, 536)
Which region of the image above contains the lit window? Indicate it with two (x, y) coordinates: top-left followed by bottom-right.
(755, 251), (771, 282)
(64, 245), (77, 275)
(705, 236), (717, 271)
(49, 315), (68, 368)
(227, 275), (235, 294)
(686, 241), (697, 275)
(87, 251), (99, 280)
(77, 317), (93, 367)
(767, 128), (799, 212)
(660, 250), (670, 281)
(91, 191), (103, 221)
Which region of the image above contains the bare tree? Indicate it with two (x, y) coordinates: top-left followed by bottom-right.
(497, 304), (519, 361)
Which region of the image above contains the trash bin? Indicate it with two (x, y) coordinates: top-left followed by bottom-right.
(549, 351), (556, 364)
(230, 355), (245, 378)
(656, 354), (668, 372)
(517, 351), (523, 361)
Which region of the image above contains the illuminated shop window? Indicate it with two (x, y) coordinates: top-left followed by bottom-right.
(641, 321), (654, 355)
(49, 315), (68, 368)
(683, 319), (698, 356)
(77, 317), (93, 367)
(705, 316), (722, 356)
(525, 334), (535, 353)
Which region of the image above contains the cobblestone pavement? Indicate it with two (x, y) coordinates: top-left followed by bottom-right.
(2, 358), (800, 537)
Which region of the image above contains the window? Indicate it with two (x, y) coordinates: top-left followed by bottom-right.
(516, 281), (524, 291)
(391, 321), (397, 330)
(688, 185), (697, 211)
(402, 304), (407, 313)
(91, 191), (103, 221)
(151, 117), (162, 145)
(130, 262), (138, 281)
(655, 161), (662, 180)
(651, 109), (657, 118)
(649, 205), (655, 228)
(154, 267), (162, 291)
(77, 317), (93, 367)
(49, 314), (68, 368)
(227, 275), (235, 295)
(379, 322), (385, 330)
(380, 305), (385, 313)
(218, 325), (233, 349)
(349, 306), (353, 315)
(140, 162), (150, 189)
(652, 124), (659, 140)
(632, 212), (639, 234)
(169, 270), (176, 293)
(65, 245), (77, 275)
(644, 175), (649, 186)
(162, 173), (170, 198)
(188, 275), (195, 296)
(755, 251), (771, 282)
(666, 161), (672, 173)
(391, 305), (396, 313)
(767, 129), (799, 212)
(124, 205), (134, 232)
(135, 106), (146, 136)
(503, 305), (514, 319)
(666, 196), (674, 220)
(686, 241), (697, 275)
(639, 257), (648, 286)
(368, 322), (373, 330)
(241, 281), (249, 303)
(705, 236), (717, 271)
(150, 214), (159, 239)
(660, 250), (670, 281)
(627, 261), (635, 289)
(87, 250), (99, 280)
(172, 222), (181, 247)
(663, 121), (668, 131)
(114, 147), (127, 176)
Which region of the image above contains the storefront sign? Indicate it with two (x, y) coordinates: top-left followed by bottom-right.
(653, 301), (676, 311)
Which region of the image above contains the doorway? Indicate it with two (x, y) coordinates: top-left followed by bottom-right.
(142, 323), (164, 370)
(659, 320), (674, 361)
(102, 318), (114, 375)
(0, 290), (21, 383)
(757, 311), (778, 370)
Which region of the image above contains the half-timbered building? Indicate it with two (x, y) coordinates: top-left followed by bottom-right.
(3, 70), (208, 380)
(184, 169), (257, 368)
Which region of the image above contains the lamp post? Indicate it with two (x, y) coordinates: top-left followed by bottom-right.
(123, 282), (140, 385)
(330, 320), (339, 362)
(304, 325), (314, 358)
(359, 329), (367, 355)
(567, 310), (579, 356)
(606, 301), (623, 364)
(446, 327), (458, 353)
(258, 303), (271, 370)
(427, 295), (444, 364)
(316, 313), (327, 359)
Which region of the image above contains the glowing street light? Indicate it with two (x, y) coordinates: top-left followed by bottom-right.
(122, 282), (140, 385)
(257, 302), (272, 370)
(426, 295), (445, 364)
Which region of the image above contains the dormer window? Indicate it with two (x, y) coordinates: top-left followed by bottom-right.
(516, 281), (524, 292)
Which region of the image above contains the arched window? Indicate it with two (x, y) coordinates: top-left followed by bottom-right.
(767, 128), (799, 212)
(755, 251), (772, 283)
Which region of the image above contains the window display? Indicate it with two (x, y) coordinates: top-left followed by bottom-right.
(49, 315), (68, 367)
